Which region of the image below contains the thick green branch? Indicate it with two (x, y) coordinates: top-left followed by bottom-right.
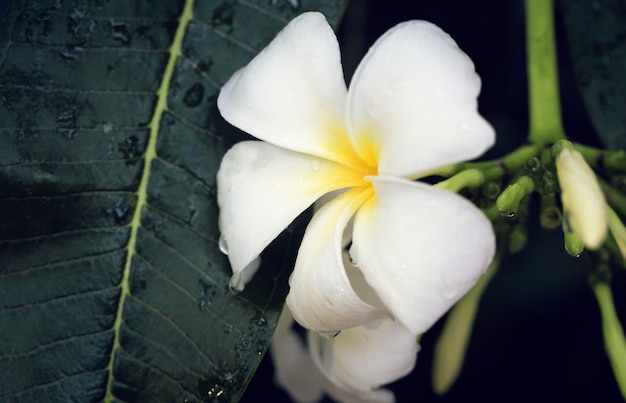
(525, 0), (566, 146)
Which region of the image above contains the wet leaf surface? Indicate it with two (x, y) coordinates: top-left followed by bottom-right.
(562, 0), (626, 149)
(0, 0), (347, 401)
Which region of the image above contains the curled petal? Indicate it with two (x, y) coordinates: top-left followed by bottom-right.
(308, 317), (419, 401)
(287, 187), (388, 335)
(218, 12), (363, 167)
(346, 20), (494, 176)
(351, 176), (495, 334)
(217, 141), (364, 282)
(228, 257), (260, 292)
(556, 147), (608, 249)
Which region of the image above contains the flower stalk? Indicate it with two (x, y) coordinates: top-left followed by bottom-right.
(435, 169), (484, 193)
(590, 276), (626, 399)
(525, 0), (566, 146)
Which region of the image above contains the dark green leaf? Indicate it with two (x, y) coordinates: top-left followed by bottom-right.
(0, 0), (348, 401)
(561, 0), (626, 149)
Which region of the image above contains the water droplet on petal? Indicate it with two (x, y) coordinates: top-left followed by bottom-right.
(324, 297), (335, 310)
(219, 235), (229, 255)
(319, 330), (341, 339)
(368, 104), (379, 118)
(440, 277), (463, 300)
(310, 159), (320, 172)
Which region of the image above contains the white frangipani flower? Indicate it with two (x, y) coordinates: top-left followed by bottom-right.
(217, 11), (496, 401)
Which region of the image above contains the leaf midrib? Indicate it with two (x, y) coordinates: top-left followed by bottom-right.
(103, 0), (196, 400)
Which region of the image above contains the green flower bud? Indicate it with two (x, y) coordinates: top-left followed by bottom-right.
(496, 176), (534, 217)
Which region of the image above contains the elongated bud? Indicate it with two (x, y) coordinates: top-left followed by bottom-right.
(496, 176), (534, 217)
(554, 143), (608, 249)
(564, 230), (584, 257)
(432, 253), (500, 395)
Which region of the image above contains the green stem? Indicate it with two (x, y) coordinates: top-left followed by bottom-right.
(435, 169), (484, 193)
(447, 145), (540, 181)
(574, 143), (626, 173)
(590, 280), (626, 399)
(525, 0), (566, 146)
(599, 179), (626, 218)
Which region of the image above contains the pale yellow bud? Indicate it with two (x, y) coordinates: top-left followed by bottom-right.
(556, 148), (608, 249)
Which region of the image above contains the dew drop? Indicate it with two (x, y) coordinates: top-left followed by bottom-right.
(256, 341), (265, 355)
(319, 330), (341, 339)
(62, 129), (77, 140)
(117, 135), (140, 162)
(219, 235), (229, 255)
(198, 298), (212, 311)
(440, 283), (461, 300)
(310, 159), (320, 172)
(110, 19), (131, 44)
(368, 104), (379, 118)
(183, 82), (204, 107)
(324, 297), (335, 310)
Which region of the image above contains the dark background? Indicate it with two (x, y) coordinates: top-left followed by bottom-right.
(242, 1), (626, 402)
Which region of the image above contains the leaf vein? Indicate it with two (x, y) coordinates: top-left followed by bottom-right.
(0, 285), (118, 311)
(239, 0), (289, 24)
(193, 19), (256, 54)
(126, 294), (218, 368)
(0, 83), (155, 96)
(0, 227), (128, 245)
(0, 328), (113, 359)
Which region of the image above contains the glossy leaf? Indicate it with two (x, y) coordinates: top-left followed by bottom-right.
(561, 0), (626, 149)
(0, 0), (348, 401)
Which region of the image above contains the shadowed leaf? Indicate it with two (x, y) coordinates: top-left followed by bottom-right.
(0, 0), (348, 401)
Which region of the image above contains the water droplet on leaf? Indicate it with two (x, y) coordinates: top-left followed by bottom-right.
(110, 19), (131, 44)
(183, 82), (204, 107)
(198, 298), (212, 311)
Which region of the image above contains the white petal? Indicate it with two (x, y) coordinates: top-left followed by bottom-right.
(556, 147), (608, 249)
(350, 176), (495, 334)
(270, 307), (324, 402)
(346, 21), (494, 177)
(218, 12), (364, 168)
(308, 317), (419, 401)
(217, 141), (365, 281)
(228, 256), (260, 292)
(287, 187), (388, 335)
